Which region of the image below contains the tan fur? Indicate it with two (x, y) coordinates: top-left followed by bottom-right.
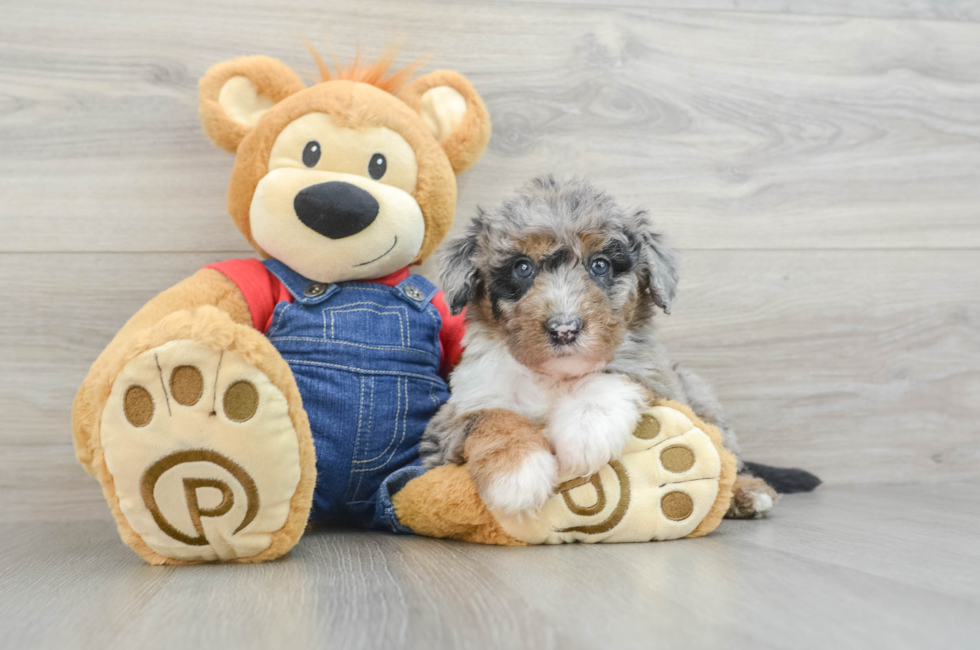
(76, 306), (317, 565)
(576, 231), (606, 256)
(462, 409), (552, 495)
(726, 475), (779, 520)
(74, 50), (493, 563)
(486, 272), (628, 376)
(401, 397), (736, 543)
(225, 80), (455, 264)
(303, 41), (422, 93)
(392, 464), (525, 546)
(198, 56), (306, 153)
(653, 399), (738, 538)
(72, 269), (251, 471)
(472, 295), (501, 334)
(500, 283), (562, 371)
(398, 70), (492, 175)
(70, 270), (316, 566)
(621, 395), (736, 539)
(515, 232), (558, 260)
(199, 56), (491, 265)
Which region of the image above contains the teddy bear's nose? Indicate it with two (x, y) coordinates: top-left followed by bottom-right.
(293, 181), (380, 239)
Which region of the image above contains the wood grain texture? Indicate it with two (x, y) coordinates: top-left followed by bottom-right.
(731, 0), (980, 21)
(1, 249), (976, 521)
(2, 1), (980, 253)
(442, 0), (980, 22)
(2, 483), (979, 649)
(1, 2), (979, 645)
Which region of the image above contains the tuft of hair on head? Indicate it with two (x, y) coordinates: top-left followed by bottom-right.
(301, 37), (425, 95)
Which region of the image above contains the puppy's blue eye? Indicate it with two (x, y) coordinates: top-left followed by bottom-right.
(590, 258), (610, 276)
(302, 141), (321, 168)
(514, 260), (535, 279)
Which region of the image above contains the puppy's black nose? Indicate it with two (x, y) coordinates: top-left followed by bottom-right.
(294, 182), (379, 239)
(547, 316), (583, 346)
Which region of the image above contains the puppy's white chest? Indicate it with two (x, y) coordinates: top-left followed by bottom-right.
(449, 350), (555, 424)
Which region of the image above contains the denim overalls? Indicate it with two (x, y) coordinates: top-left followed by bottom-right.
(263, 260), (450, 532)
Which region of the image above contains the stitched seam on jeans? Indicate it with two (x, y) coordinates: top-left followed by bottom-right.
(353, 375), (407, 469)
(344, 285), (430, 314)
(344, 376), (368, 498)
(343, 286), (395, 296)
(281, 359), (446, 385)
(324, 307), (406, 346)
(321, 301), (395, 339)
(350, 377), (378, 496)
(351, 375), (400, 466)
(268, 303), (291, 337)
(326, 300), (394, 308)
(265, 337), (439, 360)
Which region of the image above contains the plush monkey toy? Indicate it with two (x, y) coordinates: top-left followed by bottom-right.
(72, 49), (736, 564)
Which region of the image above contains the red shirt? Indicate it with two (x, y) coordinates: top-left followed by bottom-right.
(206, 259), (465, 378)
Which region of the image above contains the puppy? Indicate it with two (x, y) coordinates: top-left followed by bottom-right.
(421, 176), (818, 517)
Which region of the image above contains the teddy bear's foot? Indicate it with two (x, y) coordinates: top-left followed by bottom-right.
(394, 401), (737, 545)
(493, 402), (736, 544)
(98, 328), (315, 564)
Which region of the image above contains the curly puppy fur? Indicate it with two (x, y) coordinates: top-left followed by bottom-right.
(422, 176), (792, 518)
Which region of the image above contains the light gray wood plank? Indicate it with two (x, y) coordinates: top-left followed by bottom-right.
(2, 483), (979, 650)
(722, 481), (980, 601)
(655, 248), (980, 487)
(2, 1), (980, 253)
(734, 0), (980, 21)
(450, 0), (980, 23)
(1, 249), (976, 522)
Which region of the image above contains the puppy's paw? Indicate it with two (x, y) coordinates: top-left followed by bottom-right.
(477, 450), (558, 516)
(548, 374), (646, 477)
(726, 475), (780, 519)
(552, 431), (623, 480)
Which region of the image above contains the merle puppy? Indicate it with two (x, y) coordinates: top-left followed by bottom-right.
(421, 177), (819, 518)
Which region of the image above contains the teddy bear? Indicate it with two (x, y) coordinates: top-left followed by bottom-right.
(71, 47), (737, 564)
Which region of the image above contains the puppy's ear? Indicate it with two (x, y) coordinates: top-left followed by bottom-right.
(634, 217), (679, 314)
(439, 223), (481, 315)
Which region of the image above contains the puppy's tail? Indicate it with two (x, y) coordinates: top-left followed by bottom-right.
(741, 461), (821, 494)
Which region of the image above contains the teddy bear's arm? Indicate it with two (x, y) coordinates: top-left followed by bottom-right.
(71, 269), (252, 472)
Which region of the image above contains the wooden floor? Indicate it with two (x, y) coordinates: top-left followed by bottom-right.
(2, 0), (979, 648)
(3, 483), (979, 649)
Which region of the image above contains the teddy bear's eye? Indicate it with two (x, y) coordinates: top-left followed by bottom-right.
(302, 141), (321, 168)
(368, 153), (387, 180)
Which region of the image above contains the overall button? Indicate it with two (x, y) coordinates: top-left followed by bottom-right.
(404, 285), (425, 302)
(304, 282), (328, 298)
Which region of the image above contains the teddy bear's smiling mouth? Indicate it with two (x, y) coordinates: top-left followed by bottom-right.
(354, 236), (398, 267)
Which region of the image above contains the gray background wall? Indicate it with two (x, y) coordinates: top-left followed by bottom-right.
(2, 0), (978, 522)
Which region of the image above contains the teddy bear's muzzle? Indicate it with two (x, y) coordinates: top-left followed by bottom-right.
(293, 181), (380, 239)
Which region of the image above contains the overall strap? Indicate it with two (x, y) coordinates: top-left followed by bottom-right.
(394, 274), (439, 312)
(262, 259), (339, 306)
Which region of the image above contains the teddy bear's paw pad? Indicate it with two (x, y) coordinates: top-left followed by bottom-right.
(493, 409), (721, 545)
(100, 339), (303, 562)
(622, 405), (699, 455)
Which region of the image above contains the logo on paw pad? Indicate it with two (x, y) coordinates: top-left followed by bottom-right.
(493, 408), (721, 545)
(101, 340), (304, 561)
(141, 449), (260, 546)
(555, 460), (631, 534)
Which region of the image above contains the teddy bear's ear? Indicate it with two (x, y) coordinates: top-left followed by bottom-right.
(198, 56), (307, 152)
(399, 70), (491, 174)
